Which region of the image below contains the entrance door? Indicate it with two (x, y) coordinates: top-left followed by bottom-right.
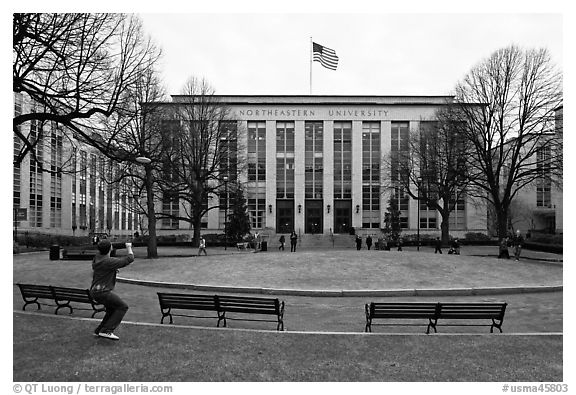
(276, 200), (294, 233)
(334, 200), (352, 234)
(305, 200), (323, 234)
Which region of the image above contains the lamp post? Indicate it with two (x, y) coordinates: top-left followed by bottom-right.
(223, 176), (228, 250)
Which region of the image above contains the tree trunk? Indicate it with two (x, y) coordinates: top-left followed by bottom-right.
(440, 215), (450, 245)
(145, 165), (158, 259)
(497, 208), (509, 241)
(192, 215), (202, 248)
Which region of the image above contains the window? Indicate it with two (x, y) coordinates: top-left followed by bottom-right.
(334, 121), (352, 199)
(29, 121), (44, 228)
(362, 122), (380, 228)
(536, 145), (552, 208)
(448, 194), (466, 230)
(305, 121), (323, 199)
(49, 129), (63, 228)
(247, 121), (266, 229)
(276, 121), (295, 199)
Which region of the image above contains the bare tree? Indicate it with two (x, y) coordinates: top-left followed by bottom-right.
(13, 13), (160, 170)
(383, 113), (472, 244)
(100, 63), (167, 258)
(451, 45), (562, 239)
(157, 77), (243, 246)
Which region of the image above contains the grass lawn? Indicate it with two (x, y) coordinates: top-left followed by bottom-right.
(13, 313), (562, 382)
(119, 249), (562, 290)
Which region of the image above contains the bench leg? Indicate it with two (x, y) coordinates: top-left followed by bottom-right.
(427, 318), (438, 334)
(217, 311), (226, 328)
(23, 300), (41, 311)
(277, 316), (284, 331)
(365, 319), (372, 333)
(491, 319), (503, 333)
(55, 303), (73, 315)
(160, 309), (173, 324)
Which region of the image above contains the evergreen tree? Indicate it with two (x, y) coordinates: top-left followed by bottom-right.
(382, 197), (402, 243)
(226, 185), (251, 242)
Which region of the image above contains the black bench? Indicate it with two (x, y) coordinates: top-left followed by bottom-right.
(365, 301), (507, 333)
(51, 286), (105, 318)
(157, 292), (285, 331)
(216, 295), (285, 331)
(17, 283), (105, 318)
(157, 293), (218, 324)
(17, 283), (55, 311)
(365, 302), (441, 334)
(436, 302), (507, 333)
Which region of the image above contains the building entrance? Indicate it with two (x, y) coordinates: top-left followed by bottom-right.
(305, 200), (323, 234)
(334, 200), (352, 234)
(276, 200), (294, 234)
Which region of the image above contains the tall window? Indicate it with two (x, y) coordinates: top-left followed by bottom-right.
(449, 194), (466, 230)
(219, 121), (238, 228)
(537, 145), (552, 207)
(49, 128), (63, 228)
(29, 120), (43, 228)
(390, 122), (409, 228)
(14, 94), (22, 217)
(362, 122), (380, 228)
(276, 121), (295, 199)
(419, 200), (437, 229)
(79, 150), (87, 228)
(333, 121), (352, 199)
(305, 121), (323, 199)
(247, 121), (266, 228)
(418, 121), (440, 229)
(89, 153), (97, 230)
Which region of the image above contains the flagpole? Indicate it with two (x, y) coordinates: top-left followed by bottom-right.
(309, 37), (313, 95)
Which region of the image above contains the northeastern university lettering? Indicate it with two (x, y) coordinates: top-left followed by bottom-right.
(236, 108), (390, 119)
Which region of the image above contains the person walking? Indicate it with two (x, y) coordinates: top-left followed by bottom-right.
(198, 236), (207, 256)
(290, 231), (298, 252)
(434, 237), (443, 254)
(397, 237), (403, 251)
(279, 235), (285, 251)
(366, 235), (373, 250)
(512, 230), (524, 261)
(355, 235), (362, 250)
(90, 240), (135, 341)
(498, 237), (510, 259)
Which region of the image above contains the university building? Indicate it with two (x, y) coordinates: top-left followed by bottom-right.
(158, 95), (488, 237)
(13, 92), (139, 239)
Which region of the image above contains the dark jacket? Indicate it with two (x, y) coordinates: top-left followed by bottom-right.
(91, 253), (134, 293)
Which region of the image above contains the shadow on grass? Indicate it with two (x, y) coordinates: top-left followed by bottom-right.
(13, 312), (562, 382)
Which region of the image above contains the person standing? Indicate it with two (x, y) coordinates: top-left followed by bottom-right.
(512, 230), (524, 261)
(198, 236), (207, 256)
(434, 237), (443, 254)
(290, 231), (298, 252)
(355, 235), (362, 250)
(279, 235), (285, 251)
(90, 240), (135, 341)
(397, 237), (403, 251)
(366, 235), (373, 250)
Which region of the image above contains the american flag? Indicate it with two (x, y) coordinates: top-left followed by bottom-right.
(312, 42), (339, 70)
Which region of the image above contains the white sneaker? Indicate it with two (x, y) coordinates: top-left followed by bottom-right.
(98, 332), (119, 340)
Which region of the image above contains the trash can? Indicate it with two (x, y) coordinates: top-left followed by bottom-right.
(261, 241), (267, 251)
(49, 245), (60, 260)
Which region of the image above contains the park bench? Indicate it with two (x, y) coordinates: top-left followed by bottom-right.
(157, 292), (218, 324)
(365, 302), (441, 334)
(157, 292), (285, 331)
(17, 283), (55, 311)
(216, 295), (285, 331)
(236, 242), (249, 251)
(436, 302), (507, 333)
(364, 301), (507, 334)
(51, 286), (105, 318)
(17, 283), (105, 318)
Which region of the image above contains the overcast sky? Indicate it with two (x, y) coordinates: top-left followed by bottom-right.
(139, 13), (563, 97)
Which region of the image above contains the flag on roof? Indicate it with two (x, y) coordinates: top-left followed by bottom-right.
(312, 42), (339, 70)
